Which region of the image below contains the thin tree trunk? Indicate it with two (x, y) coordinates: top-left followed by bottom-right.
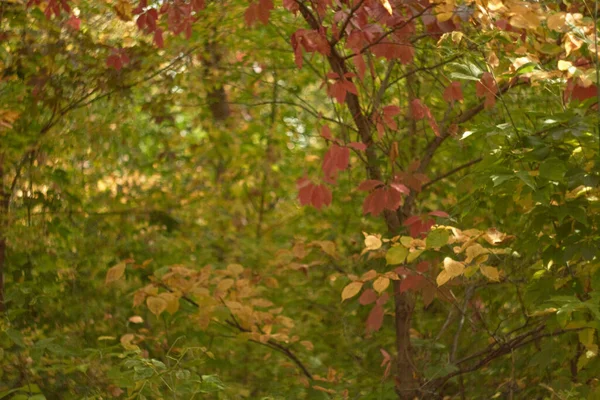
(393, 281), (418, 399)
(0, 154), (7, 312)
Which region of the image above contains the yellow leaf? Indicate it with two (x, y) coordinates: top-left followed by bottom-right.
(384, 271), (400, 280)
(276, 315), (295, 328)
(444, 257), (465, 275)
(528, 307), (557, 317)
(341, 281), (363, 301)
(313, 385), (336, 394)
(105, 262), (126, 284)
(146, 296), (168, 316)
(564, 32), (583, 56)
(487, 0), (504, 11)
(120, 334), (138, 350)
(465, 244), (489, 264)
(364, 234), (382, 251)
(264, 277), (279, 288)
(373, 277), (390, 294)
(380, 0), (392, 14)
(217, 278), (234, 292)
(314, 240), (337, 258)
(435, 0), (455, 22)
(251, 298), (274, 308)
(361, 269), (377, 281)
(300, 340), (314, 351)
(482, 228), (513, 245)
(227, 264), (244, 276)
(436, 270), (451, 286)
(114, 0), (133, 21)
(158, 292), (180, 314)
(557, 60), (572, 71)
(509, 7), (540, 30)
(547, 12), (567, 32)
(128, 316), (144, 324)
(437, 257), (465, 286)
(480, 265), (500, 282)
(293, 242), (307, 259)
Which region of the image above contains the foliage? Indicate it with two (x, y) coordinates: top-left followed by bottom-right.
(1, 0), (600, 398)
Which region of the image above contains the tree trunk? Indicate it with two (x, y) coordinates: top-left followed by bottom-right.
(393, 282), (418, 399)
(0, 155), (7, 313)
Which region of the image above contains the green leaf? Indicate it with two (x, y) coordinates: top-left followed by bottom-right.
(5, 329), (25, 348)
(426, 229), (450, 249)
(386, 245), (408, 265)
(539, 158), (567, 181)
(515, 170), (536, 189)
(491, 174), (514, 186)
(515, 62), (537, 75)
(407, 249), (424, 263)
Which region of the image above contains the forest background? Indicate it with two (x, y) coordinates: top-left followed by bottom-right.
(1, 0), (600, 398)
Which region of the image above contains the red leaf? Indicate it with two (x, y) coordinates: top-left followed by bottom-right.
(399, 275), (425, 293)
(341, 80), (358, 95)
(336, 146), (350, 171)
(310, 184), (332, 210)
(191, 0), (205, 11)
(291, 29), (331, 69)
(476, 72), (498, 109)
(321, 184), (332, 207)
(403, 215), (422, 226)
(385, 187), (402, 211)
(371, 41), (414, 64)
(410, 99), (426, 120)
(106, 54), (123, 70)
(366, 304), (384, 333)
(328, 81), (347, 104)
(383, 105), (401, 118)
(244, 2), (259, 26)
(321, 125), (333, 140)
(283, 0), (299, 12)
(376, 292), (389, 306)
(429, 210), (449, 218)
(403, 215), (434, 237)
(359, 289), (377, 305)
(380, 348), (391, 366)
(154, 28), (164, 48)
(245, 0), (272, 26)
(348, 142), (367, 151)
(389, 182), (409, 195)
(354, 55), (366, 81)
(311, 184), (326, 209)
(363, 188), (387, 216)
(322, 144), (349, 180)
(66, 15), (80, 30)
(565, 78), (598, 102)
(426, 112), (440, 137)
(357, 179), (383, 191)
(382, 105), (400, 130)
(443, 81), (463, 103)
(417, 261), (430, 272)
(297, 177), (315, 206)
(483, 93), (496, 109)
(258, 0), (273, 24)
